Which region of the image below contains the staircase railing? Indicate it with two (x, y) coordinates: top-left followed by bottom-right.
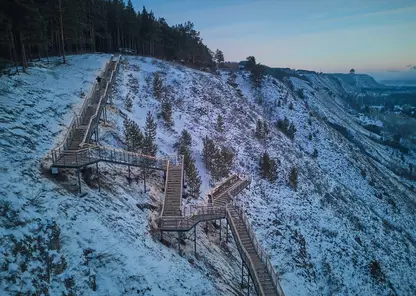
(226, 206), (266, 296)
(53, 144), (175, 170)
(80, 55), (121, 147)
(51, 56), (113, 161)
(228, 201), (285, 296)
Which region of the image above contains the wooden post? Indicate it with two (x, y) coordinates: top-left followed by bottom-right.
(219, 219), (222, 242)
(128, 165), (131, 184)
(241, 261), (244, 288)
(96, 162), (100, 192)
(160, 231), (163, 241)
(194, 225), (197, 257)
(247, 272), (250, 296)
(143, 170), (147, 192)
(178, 232), (181, 255)
(226, 219), (229, 243)
(77, 168), (81, 193)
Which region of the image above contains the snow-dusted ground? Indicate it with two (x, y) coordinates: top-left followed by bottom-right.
(104, 57), (415, 296)
(1, 54), (415, 296)
(0, 55), (230, 296)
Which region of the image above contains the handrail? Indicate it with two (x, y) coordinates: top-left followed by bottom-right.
(52, 55), (113, 158)
(226, 206), (266, 296)
(230, 199), (285, 296)
(161, 160), (170, 216)
(80, 55), (120, 147)
(179, 154), (184, 215)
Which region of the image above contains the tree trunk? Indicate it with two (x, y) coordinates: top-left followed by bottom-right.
(9, 31), (18, 74)
(59, 0), (66, 64)
(19, 31), (27, 71)
(38, 44), (41, 61)
(45, 43), (49, 64)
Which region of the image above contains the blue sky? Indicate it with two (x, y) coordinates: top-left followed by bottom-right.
(132, 0), (416, 79)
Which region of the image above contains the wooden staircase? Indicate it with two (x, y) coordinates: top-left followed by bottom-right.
(228, 206), (282, 296)
(162, 164), (183, 217)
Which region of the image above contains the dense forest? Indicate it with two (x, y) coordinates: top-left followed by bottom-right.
(0, 0), (215, 72)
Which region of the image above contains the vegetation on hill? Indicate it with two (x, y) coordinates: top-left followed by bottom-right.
(0, 0), (214, 72)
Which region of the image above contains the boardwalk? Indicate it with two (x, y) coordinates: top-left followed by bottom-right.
(158, 174), (285, 296)
(49, 55), (284, 296)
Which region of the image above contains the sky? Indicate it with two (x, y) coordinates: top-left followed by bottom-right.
(132, 0), (416, 79)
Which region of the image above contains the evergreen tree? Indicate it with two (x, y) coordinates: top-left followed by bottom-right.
(250, 63), (265, 89)
(289, 167), (298, 190)
(183, 151), (201, 197)
(227, 71), (237, 88)
(0, 1), (216, 71)
(289, 102), (294, 110)
(174, 129), (192, 156)
(246, 56), (256, 71)
(212, 146), (234, 181)
(123, 118), (143, 152)
(125, 94), (133, 112)
(202, 136), (217, 170)
(142, 111), (157, 156)
(312, 148), (318, 158)
(263, 121), (269, 137)
(216, 114), (224, 132)
(161, 99), (173, 126)
(255, 119), (264, 139)
(214, 49), (224, 64)
(174, 130), (201, 198)
(153, 71), (163, 100)
(259, 151), (277, 182)
(259, 151), (270, 179)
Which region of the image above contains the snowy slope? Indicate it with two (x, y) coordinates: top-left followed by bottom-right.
(1, 54), (415, 296)
(0, 55), (229, 296)
(104, 57), (415, 296)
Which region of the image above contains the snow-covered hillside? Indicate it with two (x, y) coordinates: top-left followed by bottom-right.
(104, 57), (415, 295)
(1, 55), (415, 296)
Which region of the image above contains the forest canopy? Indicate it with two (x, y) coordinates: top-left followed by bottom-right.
(0, 0), (215, 71)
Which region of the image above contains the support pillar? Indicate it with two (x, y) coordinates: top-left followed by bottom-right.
(77, 168), (81, 194)
(128, 165), (131, 184)
(96, 162), (100, 192)
(194, 226), (197, 257)
(247, 272), (250, 296)
(178, 232), (181, 255)
(143, 171), (147, 193)
(219, 219), (222, 242)
(226, 219), (229, 243)
(160, 231), (163, 242)
(241, 261), (244, 287)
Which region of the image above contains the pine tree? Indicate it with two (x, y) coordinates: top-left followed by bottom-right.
(289, 167), (298, 190)
(216, 114), (224, 132)
(269, 158), (278, 182)
(174, 129), (192, 156)
(143, 111), (157, 156)
(184, 151), (201, 197)
(289, 102), (294, 110)
(174, 130), (201, 198)
(255, 119), (263, 139)
(214, 49), (224, 64)
(263, 121), (269, 137)
(259, 151), (270, 179)
(123, 118), (143, 152)
(312, 148), (318, 158)
(259, 151), (278, 182)
(202, 136), (217, 170)
(125, 94), (133, 112)
(153, 71), (163, 100)
(161, 99), (173, 126)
